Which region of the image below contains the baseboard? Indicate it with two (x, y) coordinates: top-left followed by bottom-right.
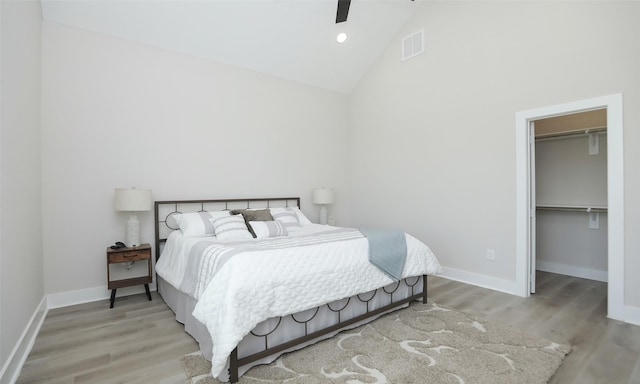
(437, 266), (519, 296)
(536, 260), (608, 282)
(47, 282), (157, 309)
(623, 304), (640, 326)
(0, 296), (48, 384)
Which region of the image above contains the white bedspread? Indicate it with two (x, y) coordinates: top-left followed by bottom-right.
(156, 224), (441, 379)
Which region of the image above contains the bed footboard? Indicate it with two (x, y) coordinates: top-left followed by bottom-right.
(228, 275), (428, 383)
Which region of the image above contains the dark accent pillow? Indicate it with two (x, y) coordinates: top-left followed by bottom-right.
(230, 209), (274, 238)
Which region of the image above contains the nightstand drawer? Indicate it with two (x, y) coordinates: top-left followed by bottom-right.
(109, 250), (149, 263)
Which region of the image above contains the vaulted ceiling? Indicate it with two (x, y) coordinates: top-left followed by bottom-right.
(41, 0), (421, 94)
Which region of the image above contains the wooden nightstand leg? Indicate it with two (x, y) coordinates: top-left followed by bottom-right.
(110, 289), (117, 308)
(144, 284), (152, 301)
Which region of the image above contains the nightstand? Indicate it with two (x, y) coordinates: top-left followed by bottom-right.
(106, 243), (152, 308)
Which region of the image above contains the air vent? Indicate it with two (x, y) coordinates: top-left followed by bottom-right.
(402, 30), (424, 61)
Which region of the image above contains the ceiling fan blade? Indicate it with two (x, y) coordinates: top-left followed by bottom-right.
(336, 0), (351, 23)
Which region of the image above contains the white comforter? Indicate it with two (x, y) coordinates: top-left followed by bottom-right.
(155, 224), (441, 379)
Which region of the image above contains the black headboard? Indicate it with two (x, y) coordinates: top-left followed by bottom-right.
(153, 197), (300, 260)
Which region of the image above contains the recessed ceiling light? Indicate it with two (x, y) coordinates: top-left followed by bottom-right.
(336, 32), (347, 44)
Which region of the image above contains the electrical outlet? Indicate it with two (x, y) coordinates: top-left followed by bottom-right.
(486, 249), (496, 261)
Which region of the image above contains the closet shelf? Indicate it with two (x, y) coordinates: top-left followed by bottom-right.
(535, 126), (607, 141)
(536, 204), (608, 213)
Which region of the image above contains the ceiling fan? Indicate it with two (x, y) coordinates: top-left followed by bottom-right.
(336, 0), (414, 24)
(335, 0), (351, 23)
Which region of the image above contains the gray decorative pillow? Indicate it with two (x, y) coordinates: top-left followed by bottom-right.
(249, 220), (288, 239)
(208, 215), (253, 241)
(230, 209), (273, 238)
(271, 207), (301, 231)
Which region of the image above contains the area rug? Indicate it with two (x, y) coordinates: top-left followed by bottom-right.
(179, 302), (570, 383)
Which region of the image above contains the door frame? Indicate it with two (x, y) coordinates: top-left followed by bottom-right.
(528, 121), (536, 294)
(515, 93), (624, 321)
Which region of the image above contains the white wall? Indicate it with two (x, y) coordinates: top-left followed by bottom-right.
(0, 0), (43, 376)
(349, 1), (640, 306)
(41, 22), (351, 296)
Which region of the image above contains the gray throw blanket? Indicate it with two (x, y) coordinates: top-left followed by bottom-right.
(359, 228), (407, 280)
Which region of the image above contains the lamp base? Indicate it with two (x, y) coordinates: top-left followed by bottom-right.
(126, 214), (140, 247)
(319, 205), (328, 225)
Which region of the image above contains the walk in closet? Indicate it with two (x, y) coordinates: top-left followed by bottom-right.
(534, 109), (608, 282)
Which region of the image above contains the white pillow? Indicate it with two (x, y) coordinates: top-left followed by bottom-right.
(269, 207), (312, 226)
(249, 220), (288, 239)
(270, 207), (301, 231)
(175, 211), (230, 236)
(209, 215), (253, 241)
(292, 207), (312, 225)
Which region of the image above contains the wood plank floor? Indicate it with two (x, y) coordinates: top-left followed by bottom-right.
(17, 271), (640, 383)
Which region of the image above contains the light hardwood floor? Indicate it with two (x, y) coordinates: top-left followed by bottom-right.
(17, 272), (640, 383)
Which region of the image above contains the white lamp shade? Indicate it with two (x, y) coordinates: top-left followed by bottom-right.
(312, 188), (335, 205)
(114, 188), (152, 212)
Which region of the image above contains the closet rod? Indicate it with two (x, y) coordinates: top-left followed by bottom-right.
(535, 126), (607, 141)
(536, 205), (608, 213)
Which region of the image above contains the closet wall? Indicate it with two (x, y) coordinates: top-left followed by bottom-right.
(535, 110), (608, 282)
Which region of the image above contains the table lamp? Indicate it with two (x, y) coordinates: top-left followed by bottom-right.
(114, 188), (152, 247)
(312, 187), (335, 225)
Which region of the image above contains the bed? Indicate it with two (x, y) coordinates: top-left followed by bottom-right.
(154, 197), (441, 382)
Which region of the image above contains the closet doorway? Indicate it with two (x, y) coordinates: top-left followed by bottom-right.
(532, 110), (608, 293)
(515, 93), (624, 321)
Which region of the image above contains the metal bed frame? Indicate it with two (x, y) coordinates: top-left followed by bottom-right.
(154, 197), (427, 383)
